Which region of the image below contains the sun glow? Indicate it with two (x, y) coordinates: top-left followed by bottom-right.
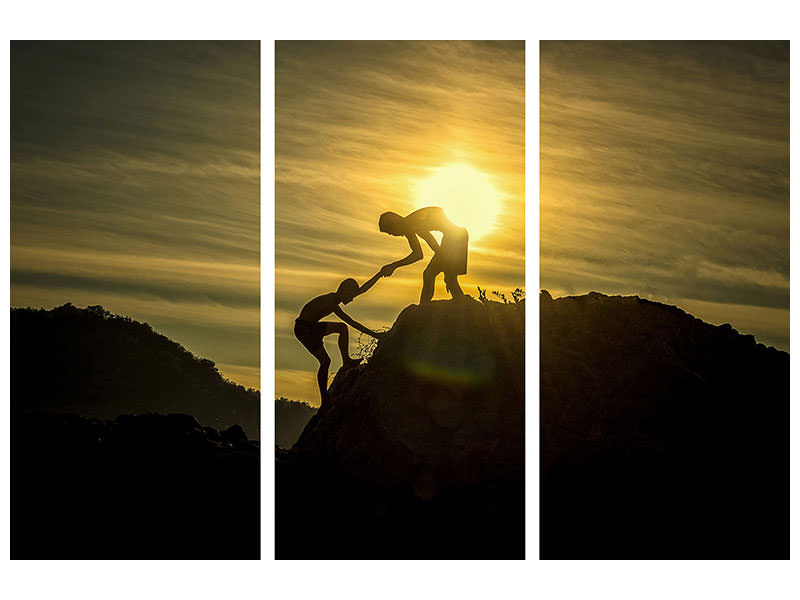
(415, 163), (503, 241)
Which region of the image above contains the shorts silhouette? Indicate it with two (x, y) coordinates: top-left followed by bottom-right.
(294, 319), (326, 352)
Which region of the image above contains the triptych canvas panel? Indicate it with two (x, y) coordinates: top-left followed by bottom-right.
(8, 40), (789, 561)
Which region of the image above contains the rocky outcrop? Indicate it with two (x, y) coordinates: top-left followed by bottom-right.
(11, 412), (259, 559)
(540, 291), (789, 559)
(277, 297), (525, 559)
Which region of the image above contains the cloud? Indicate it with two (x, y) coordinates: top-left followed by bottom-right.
(275, 41), (526, 397)
(276, 368), (326, 408)
(540, 41), (788, 349)
(217, 364), (261, 391)
(11, 42), (260, 387)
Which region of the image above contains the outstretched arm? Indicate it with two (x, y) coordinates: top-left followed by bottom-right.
(356, 271), (383, 297)
(380, 233), (423, 277)
(334, 306), (381, 338)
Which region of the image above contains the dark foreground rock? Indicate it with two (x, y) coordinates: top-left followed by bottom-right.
(540, 291), (789, 559)
(12, 412), (260, 559)
(276, 297), (525, 559)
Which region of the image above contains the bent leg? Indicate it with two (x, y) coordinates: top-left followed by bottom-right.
(444, 271), (464, 298)
(309, 346), (332, 404)
(421, 261), (442, 303)
(321, 322), (360, 368)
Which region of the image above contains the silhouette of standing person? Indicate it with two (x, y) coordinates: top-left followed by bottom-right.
(378, 206), (468, 303)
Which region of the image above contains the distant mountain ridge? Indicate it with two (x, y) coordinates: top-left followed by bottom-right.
(275, 397), (317, 449)
(11, 303), (259, 438)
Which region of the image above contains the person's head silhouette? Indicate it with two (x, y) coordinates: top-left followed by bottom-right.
(336, 278), (360, 304)
(378, 212), (404, 236)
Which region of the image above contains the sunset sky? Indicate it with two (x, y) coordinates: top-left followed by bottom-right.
(541, 41), (789, 351)
(276, 41), (525, 405)
(11, 41), (260, 389)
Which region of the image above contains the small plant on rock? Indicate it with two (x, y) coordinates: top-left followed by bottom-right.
(355, 327), (389, 362)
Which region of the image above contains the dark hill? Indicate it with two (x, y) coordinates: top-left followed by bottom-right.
(540, 291), (789, 559)
(276, 297), (525, 559)
(275, 397), (317, 449)
(11, 303), (259, 439)
(10, 304), (260, 559)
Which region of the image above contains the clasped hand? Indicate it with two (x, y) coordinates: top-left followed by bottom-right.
(379, 264), (396, 277)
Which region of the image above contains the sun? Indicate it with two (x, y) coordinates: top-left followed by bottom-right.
(414, 163), (503, 241)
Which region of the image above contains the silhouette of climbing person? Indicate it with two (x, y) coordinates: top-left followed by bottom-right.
(294, 274), (383, 405)
(378, 206), (468, 303)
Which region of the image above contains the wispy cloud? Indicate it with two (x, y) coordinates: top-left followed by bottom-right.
(541, 41), (789, 349)
(11, 41), (260, 386)
(276, 41), (525, 404)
